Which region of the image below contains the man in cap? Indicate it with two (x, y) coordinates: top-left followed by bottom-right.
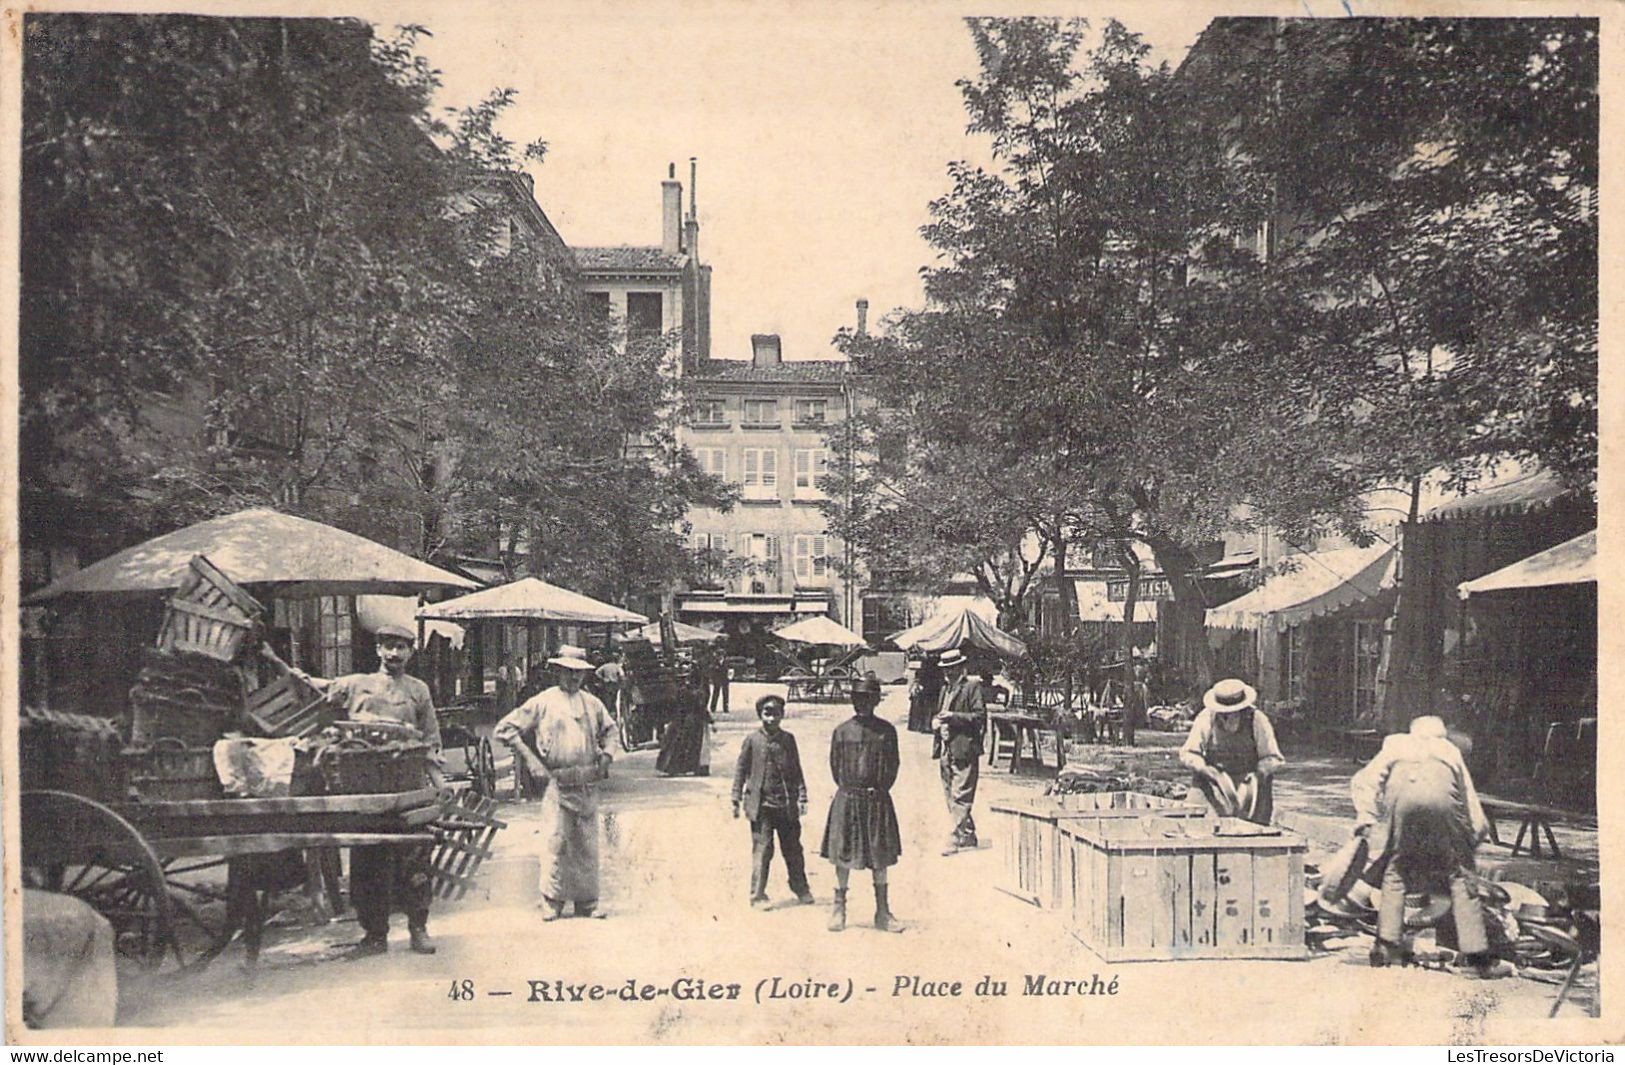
(821, 673), (903, 932)
(732, 694), (814, 908)
(495, 645), (616, 920)
(1350, 716), (1511, 978)
(931, 647), (986, 855)
(297, 622), (443, 957)
(1179, 678), (1283, 825)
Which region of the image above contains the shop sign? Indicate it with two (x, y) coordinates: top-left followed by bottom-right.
(1107, 576), (1173, 602)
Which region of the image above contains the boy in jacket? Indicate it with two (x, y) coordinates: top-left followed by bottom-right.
(732, 695), (814, 907)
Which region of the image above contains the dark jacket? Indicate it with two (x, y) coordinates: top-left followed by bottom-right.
(732, 727), (808, 821)
(936, 675), (987, 763)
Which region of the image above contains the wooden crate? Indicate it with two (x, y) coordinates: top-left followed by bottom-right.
(158, 555), (262, 662)
(989, 793), (1205, 909)
(1058, 816), (1306, 962)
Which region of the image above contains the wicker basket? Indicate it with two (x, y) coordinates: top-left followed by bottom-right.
(20, 707), (127, 801)
(314, 739), (430, 795)
(128, 685), (237, 746)
(328, 719), (423, 745)
(124, 738), (222, 802)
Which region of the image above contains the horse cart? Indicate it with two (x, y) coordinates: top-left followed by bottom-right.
(20, 554), (504, 972)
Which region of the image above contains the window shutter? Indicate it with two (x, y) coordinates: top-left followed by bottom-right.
(762, 449), (778, 486)
(767, 535), (780, 559)
(744, 450), (758, 485)
(795, 449), (810, 487)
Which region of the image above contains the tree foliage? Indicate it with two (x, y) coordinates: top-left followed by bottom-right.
(21, 14), (731, 602)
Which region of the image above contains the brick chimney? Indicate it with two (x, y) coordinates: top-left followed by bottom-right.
(684, 157), (700, 261)
(662, 163), (682, 256)
(751, 334), (782, 369)
(856, 298), (869, 337)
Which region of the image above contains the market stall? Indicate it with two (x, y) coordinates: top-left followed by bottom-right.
(772, 615), (870, 702)
(22, 518), (499, 972)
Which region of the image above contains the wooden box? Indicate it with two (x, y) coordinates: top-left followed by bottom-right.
(157, 555), (263, 662)
(1058, 816), (1306, 962)
(989, 793), (1205, 909)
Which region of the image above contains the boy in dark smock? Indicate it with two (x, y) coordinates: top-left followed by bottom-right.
(732, 695), (813, 907)
(821, 674), (903, 932)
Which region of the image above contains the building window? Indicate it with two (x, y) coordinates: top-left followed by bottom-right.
(793, 448), (828, 498)
(742, 398), (778, 427)
(693, 398), (727, 426)
(695, 447), (726, 478)
(317, 596), (353, 677)
(584, 291), (610, 323)
(1282, 624), (1307, 704)
(627, 292), (663, 340)
(742, 448), (778, 500)
(794, 398), (828, 426)
(743, 533), (780, 593)
(794, 534), (829, 583)
(1353, 620), (1381, 719)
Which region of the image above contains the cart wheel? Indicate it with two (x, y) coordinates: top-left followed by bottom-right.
(21, 790), (177, 969)
(474, 737), (498, 798)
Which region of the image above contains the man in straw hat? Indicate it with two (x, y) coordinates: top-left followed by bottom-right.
(1350, 715), (1511, 978)
(1178, 678), (1283, 825)
(821, 673), (904, 932)
(296, 621), (443, 958)
(495, 644), (616, 920)
(932, 647), (986, 855)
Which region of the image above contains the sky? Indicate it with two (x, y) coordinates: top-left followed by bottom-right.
(380, 1), (1230, 362)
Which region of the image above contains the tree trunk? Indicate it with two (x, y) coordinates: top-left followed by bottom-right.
(1117, 542), (1141, 747)
(1052, 525), (1077, 712)
(1377, 479), (1430, 735)
(1144, 534), (1219, 692)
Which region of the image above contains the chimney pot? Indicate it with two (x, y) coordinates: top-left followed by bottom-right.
(751, 334), (782, 368)
(662, 175), (682, 256)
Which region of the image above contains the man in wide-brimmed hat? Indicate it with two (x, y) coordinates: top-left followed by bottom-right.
(822, 673), (903, 932)
(297, 621), (443, 958)
(1350, 715), (1511, 978)
(495, 644), (615, 920)
(932, 647), (986, 854)
(1178, 678), (1283, 825)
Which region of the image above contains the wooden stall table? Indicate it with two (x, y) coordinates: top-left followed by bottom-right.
(987, 711), (1062, 772)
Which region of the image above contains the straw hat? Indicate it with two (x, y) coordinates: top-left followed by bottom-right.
(548, 644), (594, 671)
(1203, 678), (1258, 714)
(938, 648), (968, 670)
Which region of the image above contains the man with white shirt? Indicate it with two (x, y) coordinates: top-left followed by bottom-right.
(494, 645), (616, 920)
(1350, 715), (1511, 979)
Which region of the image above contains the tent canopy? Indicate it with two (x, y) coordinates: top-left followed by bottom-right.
(773, 615), (868, 648)
(1459, 530), (1596, 598)
(616, 620), (725, 644)
(1206, 543), (1396, 632)
(888, 608), (1026, 658)
(417, 577), (646, 625)
(25, 508), (477, 602)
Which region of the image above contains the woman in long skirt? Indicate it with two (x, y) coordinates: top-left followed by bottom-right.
(907, 653), (942, 734)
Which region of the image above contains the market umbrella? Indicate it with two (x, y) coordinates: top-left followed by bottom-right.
(25, 508), (477, 602)
(773, 615), (868, 648)
(616, 619), (724, 644)
(888, 607), (1026, 658)
(416, 577), (647, 625)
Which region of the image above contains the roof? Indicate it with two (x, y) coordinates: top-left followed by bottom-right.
(1206, 543), (1397, 632)
(1458, 530), (1596, 598)
(25, 508), (476, 601)
(573, 245), (685, 272)
(688, 358), (850, 383)
(1423, 469), (1576, 523)
(417, 577), (646, 624)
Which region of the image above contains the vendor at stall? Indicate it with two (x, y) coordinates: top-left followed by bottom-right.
(296, 621), (444, 958)
(1178, 678), (1282, 825)
(1350, 716), (1510, 978)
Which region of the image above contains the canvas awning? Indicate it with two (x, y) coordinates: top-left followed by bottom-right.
(1423, 469), (1575, 523)
(357, 596), (465, 649)
(616, 620), (725, 644)
(888, 608), (1026, 658)
(25, 507), (477, 602)
(1206, 543), (1396, 632)
(773, 615), (868, 647)
(678, 599), (827, 615)
(417, 577), (646, 624)
(1458, 530), (1596, 598)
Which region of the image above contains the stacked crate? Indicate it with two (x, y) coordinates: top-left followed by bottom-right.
(989, 793), (1205, 909)
(1058, 816), (1306, 961)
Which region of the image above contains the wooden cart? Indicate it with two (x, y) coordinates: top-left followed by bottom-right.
(20, 786), (502, 972)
